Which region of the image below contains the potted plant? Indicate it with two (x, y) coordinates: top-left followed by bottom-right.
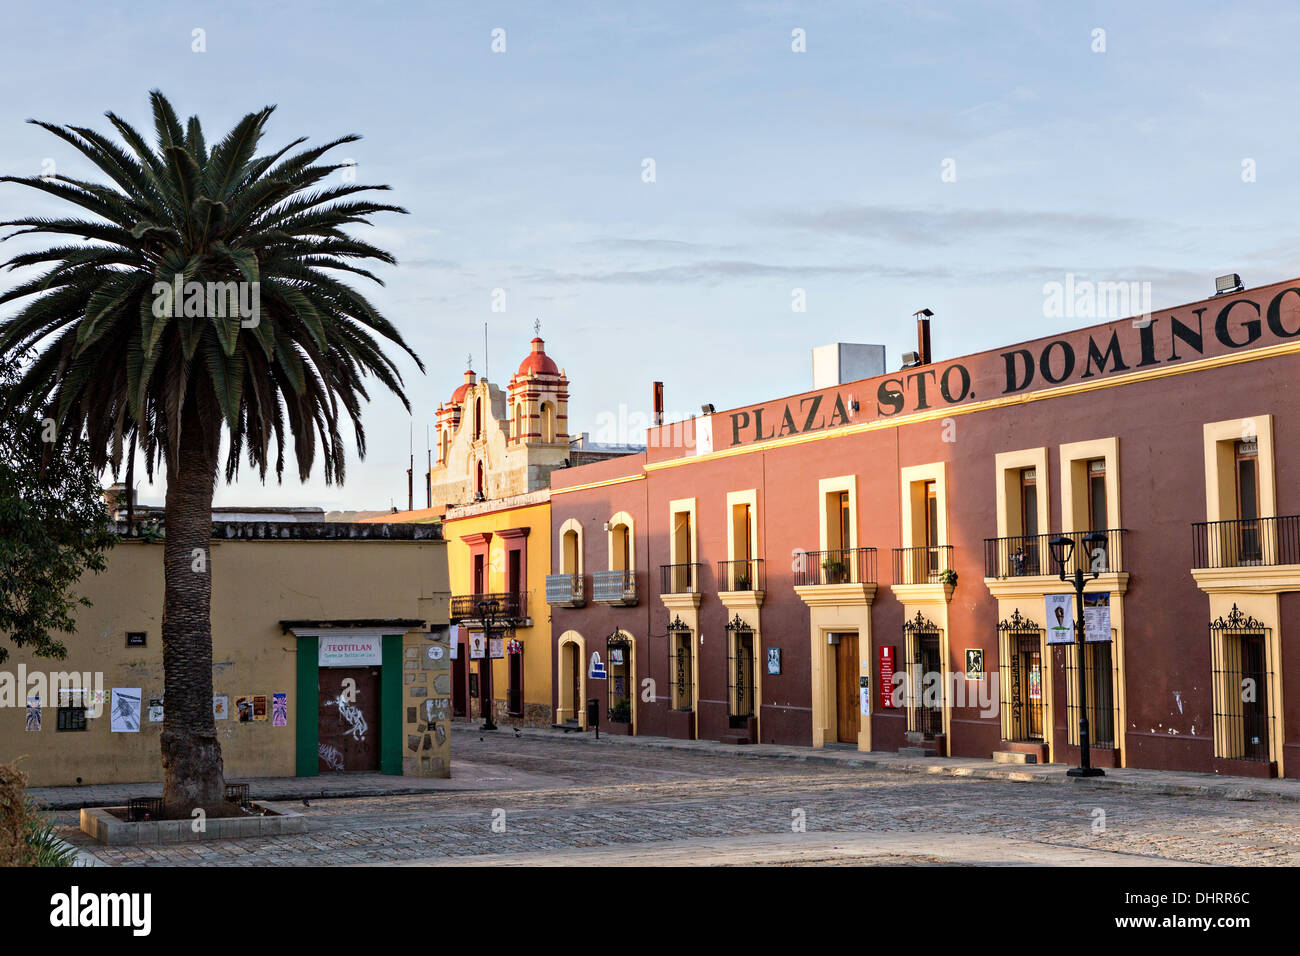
(734, 571), (752, 591)
(940, 568), (958, 587)
(821, 557), (847, 584)
(609, 697), (632, 724)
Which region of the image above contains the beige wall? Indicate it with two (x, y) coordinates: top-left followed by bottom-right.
(0, 536), (448, 787)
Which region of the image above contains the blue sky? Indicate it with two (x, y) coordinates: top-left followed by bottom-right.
(3, 0), (1300, 508)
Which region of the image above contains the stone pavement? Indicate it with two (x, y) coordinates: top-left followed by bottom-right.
(42, 723), (1300, 866)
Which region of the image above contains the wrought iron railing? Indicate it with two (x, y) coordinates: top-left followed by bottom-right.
(717, 558), (763, 592)
(1193, 514), (1300, 569)
(792, 547), (877, 587)
(544, 573), (584, 607)
(660, 562), (702, 595)
(984, 528), (1127, 578)
(592, 569), (637, 605)
(449, 591), (529, 623)
(892, 545), (954, 585)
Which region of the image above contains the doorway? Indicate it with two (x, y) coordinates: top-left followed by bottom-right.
(452, 633), (467, 717)
(558, 639), (584, 725)
(1008, 636), (1044, 741)
(832, 632), (860, 743)
(317, 666), (380, 772)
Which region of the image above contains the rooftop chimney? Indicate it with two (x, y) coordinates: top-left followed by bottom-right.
(914, 309), (934, 365)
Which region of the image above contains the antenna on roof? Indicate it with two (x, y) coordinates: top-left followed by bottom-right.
(484, 322), (489, 381)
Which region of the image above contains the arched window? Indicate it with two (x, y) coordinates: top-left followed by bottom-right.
(476, 461), (486, 499)
(540, 401), (556, 443)
(440, 429), (449, 464)
(474, 398), (483, 441)
(514, 402), (524, 442)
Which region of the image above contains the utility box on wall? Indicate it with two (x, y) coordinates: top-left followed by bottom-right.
(812, 343), (886, 389)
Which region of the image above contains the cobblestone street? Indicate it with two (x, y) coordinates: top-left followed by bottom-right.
(56, 725), (1300, 866)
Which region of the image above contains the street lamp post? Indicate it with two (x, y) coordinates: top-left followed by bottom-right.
(476, 598), (501, 731)
(1049, 531), (1108, 778)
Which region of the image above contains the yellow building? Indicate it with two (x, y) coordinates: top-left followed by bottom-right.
(445, 491), (553, 725)
(367, 335), (638, 727)
(0, 520), (450, 786)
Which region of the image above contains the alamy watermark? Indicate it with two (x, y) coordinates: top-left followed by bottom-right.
(1042, 273), (1152, 328)
(151, 274), (260, 328)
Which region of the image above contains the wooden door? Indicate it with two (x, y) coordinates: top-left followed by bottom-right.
(318, 666), (380, 772)
(834, 633), (860, 743)
(453, 636), (467, 717)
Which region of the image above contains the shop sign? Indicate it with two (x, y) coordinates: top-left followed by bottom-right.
(879, 645), (896, 708)
(319, 635), (383, 667)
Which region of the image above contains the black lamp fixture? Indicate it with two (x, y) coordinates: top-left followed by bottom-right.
(1051, 531), (1108, 777)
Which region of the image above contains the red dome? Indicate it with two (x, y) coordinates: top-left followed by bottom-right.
(449, 369), (475, 405)
(516, 337), (559, 377)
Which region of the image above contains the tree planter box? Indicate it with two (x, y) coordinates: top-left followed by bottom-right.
(80, 801), (305, 845)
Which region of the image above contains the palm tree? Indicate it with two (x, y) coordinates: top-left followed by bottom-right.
(0, 91), (422, 817)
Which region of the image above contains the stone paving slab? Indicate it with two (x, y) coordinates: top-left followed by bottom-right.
(390, 832), (1198, 867)
(27, 755), (567, 810)
(46, 728), (1300, 867)
(514, 725), (1300, 803)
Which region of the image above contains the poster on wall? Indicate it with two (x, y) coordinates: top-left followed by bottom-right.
(25, 696), (41, 731)
(272, 693), (288, 727)
(1084, 593), (1112, 642)
(213, 695), (229, 720)
(148, 697), (164, 722)
(111, 688), (141, 732)
(449, 625), (460, 659)
(767, 648), (781, 675)
(235, 696), (254, 722)
(489, 636), (504, 659)
(859, 676), (870, 717)
(1045, 594), (1075, 645)
(469, 632), (486, 660)
(965, 649), (984, 680)
(253, 695), (268, 720)
(610, 647), (624, 665)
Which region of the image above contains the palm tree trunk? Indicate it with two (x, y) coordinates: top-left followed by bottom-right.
(159, 400), (228, 818)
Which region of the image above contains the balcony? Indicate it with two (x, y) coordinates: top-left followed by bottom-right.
(449, 591), (529, 624)
(792, 548), (877, 587)
(544, 573), (585, 608)
(660, 562), (702, 595)
(592, 569), (637, 605)
(984, 529), (1128, 579)
(717, 558), (764, 593)
(892, 545), (955, 586)
(1192, 515), (1300, 569)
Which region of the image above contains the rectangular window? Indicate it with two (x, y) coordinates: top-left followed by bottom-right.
(838, 492), (851, 552)
(924, 481), (940, 577)
(1066, 642), (1116, 749)
(1087, 459), (1108, 531)
(1020, 469), (1038, 539)
(1235, 441), (1261, 562)
(507, 548), (522, 594)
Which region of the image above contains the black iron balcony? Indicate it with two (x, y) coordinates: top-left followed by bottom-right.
(593, 569), (637, 605)
(1193, 515), (1300, 569)
(544, 573), (585, 607)
(449, 591), (529, 624)
(892, 545), (955, 586)
(984, 529), (1127, 578)
(660, 562), (702, 595)
(717, 558), (764, 592)
(792, 548), (877, 587)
